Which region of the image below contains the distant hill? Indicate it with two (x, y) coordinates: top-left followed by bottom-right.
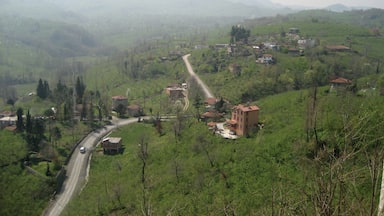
(325, 3), (371, 12)
(325, 4), (351, 12)
(0, 0), (293, 21)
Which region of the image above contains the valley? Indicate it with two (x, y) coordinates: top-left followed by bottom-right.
(1, 1), (384, 215)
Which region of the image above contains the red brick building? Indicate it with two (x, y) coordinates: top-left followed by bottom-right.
(230, 104), (260, 136)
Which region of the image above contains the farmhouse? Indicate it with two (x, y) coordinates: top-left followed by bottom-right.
(127, 104), (143, 117)
(165, 87), (185, 100)
(289, 28), (300, 34)
(112, 96), (128, 111)
(257, 54), (274, 64)
(330, 77), (352, 92)
(101, 137), (122, 154)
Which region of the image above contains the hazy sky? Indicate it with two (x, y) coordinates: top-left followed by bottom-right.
(270, 0), (384, 9)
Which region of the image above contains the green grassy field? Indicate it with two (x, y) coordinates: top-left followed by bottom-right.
(62, 87), (384, 215)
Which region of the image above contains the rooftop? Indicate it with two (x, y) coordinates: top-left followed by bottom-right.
(112, 96), (128, 100)
(330, 77), (352, 84)
(233, 104), (260, 112)
(128, 104), (141, 110)
(326, 45), (351, 50)
(103, 137), (122, 144)
(205, 97), (218, 105)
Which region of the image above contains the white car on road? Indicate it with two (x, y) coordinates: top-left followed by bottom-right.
(79, 146), (86, 154)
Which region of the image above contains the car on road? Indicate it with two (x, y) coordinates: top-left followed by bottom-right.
(79, 146), (86, 154)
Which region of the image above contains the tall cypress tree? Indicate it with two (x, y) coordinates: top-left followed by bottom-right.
(26, 109), (32, 134)
(36, 78), (45, 99)
(76, 76), (86, 104)
(16, 107), (24, 132)
(36, 79), (51, 99)
(43, 80), (50, 99)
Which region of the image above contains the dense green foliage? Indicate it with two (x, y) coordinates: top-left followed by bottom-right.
(230, 25), (251, 43)
(0, 130), (55, 216)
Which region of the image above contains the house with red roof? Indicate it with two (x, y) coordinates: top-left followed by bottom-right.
(330, 77), (352, 92)
(229, 104), (260, 136)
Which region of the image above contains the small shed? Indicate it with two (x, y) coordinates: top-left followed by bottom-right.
(101, 137), (122, 154)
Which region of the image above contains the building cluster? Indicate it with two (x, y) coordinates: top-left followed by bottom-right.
(201, 97), (261, 139)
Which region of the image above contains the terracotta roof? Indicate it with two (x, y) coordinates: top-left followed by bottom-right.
(207, 122), (217, 127)
(233, 104), (260, 112)
(326, 45), (351, 50)
(128, 104), (141, 110)
(0, 111), (15, 117)
(167, 83), (180, 88)
(226, 119), (237, 125)
(202, 111), (219, 118)
(205, 97), (217, 105)
(112, 96), (127, 100)
(330, 77), (352, 84)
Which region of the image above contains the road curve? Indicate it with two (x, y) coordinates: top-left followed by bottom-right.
(182, 54), (215, 99)
(43, 118), (140, 216)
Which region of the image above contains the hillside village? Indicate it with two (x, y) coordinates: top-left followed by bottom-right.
(1, 7), (384, 216)
(0, 20), (364, 141)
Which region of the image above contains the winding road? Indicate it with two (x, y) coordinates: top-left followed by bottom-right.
(43, 54), (212, 216)
(183, 54), (215, 99)
(43, 118), (140, 216)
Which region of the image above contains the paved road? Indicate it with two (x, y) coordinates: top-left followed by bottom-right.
(43, 118), (140, 216)
(183, 54), (215, 99)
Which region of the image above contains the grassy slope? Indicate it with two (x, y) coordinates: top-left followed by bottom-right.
(64, 87), (384, 215)
(0, 130), (52, 216)
(61, 89), (314, 215)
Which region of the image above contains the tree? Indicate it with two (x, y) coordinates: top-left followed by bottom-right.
(6, 98), (15, 106)
(36, 78), (45, 99)
(137, 134), (151, 216)
(25, 110), (32, 134)
(230, 25), (250, 44)
(16, 108), (24, 132)
(75, 76), (86, 104)
(43, 80), (51, 98)
(115, 104), (126, 118)
(36, 78), (50, 99)
(51, 126), (61, 148)
(32, 118), (45, 150)
(81, 98), (87, 121)
(53, 79), (70, 105)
